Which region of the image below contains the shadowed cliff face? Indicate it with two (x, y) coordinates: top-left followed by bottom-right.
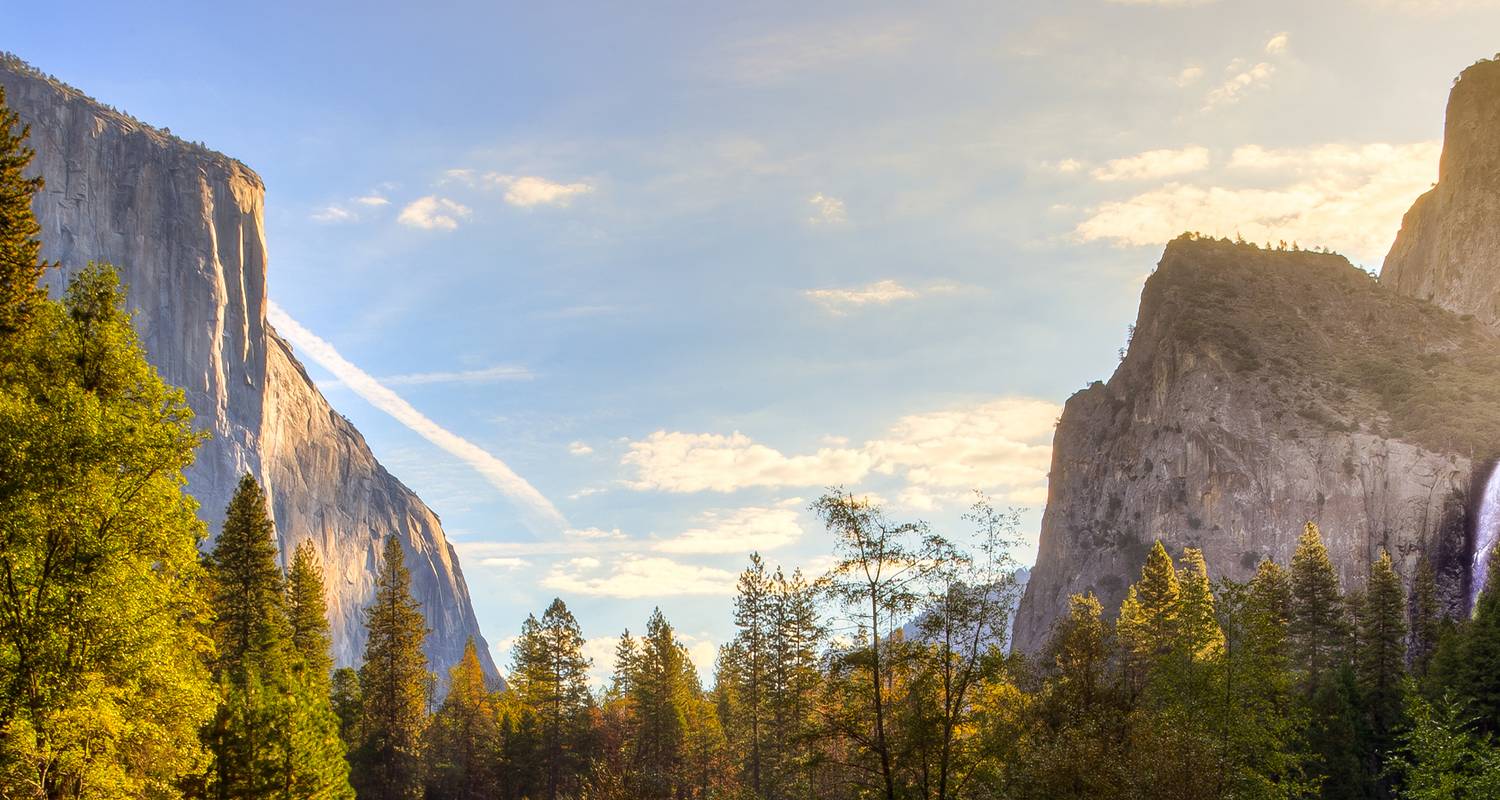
(0, 56), (499, 684)
(1384, 59), (1500, 326)
(1012, 239), (1494, 655)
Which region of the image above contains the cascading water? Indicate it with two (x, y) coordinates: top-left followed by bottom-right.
(1470, 461), (1500, 612)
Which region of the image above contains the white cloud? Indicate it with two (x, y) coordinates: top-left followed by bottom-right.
(379, 364), (533, 387)
(267, 302), (565, 530)
(1204, 61), (1276, 109)
(580, 636), (620, 687)
(1174, 66), (1204, 87)
(569, 441), (595, 456)
(1076, 140), (1441, 264)
(543, 554), (739, 598)
(1051, 158), (1085, 174)
(477, 556), (530, 570)
(397, 196), (472, 230)
(1092, 147), (1211, 182)
(804, 279), (917, 313)
(654, 505), (804, 554)
(566, 527), (626, 541)
(311, 204), (355, 224)
(1105, 0), (1218, 5)
(622, 396), (1058, 507)
(625, 431), (871, 493)
(484, 174), (594, 207)
(808, 192), (848, 225)
(355, 195), (390, 206)
(1264, 32), (1289, 55)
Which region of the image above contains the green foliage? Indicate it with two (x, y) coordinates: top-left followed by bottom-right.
(0, 84), (49, 334)
(352, 536), (431, 800)
(1117, 540), (1181, 667)
(1291, 523), (1351, 688)
(287, 542), (336, 684)
(205, 476), (351, 799)
(0, 260), (215, 798)
(424, 640), (500, 800)
(1389, 688), (1500, 800)
(509, 598), (593, 800)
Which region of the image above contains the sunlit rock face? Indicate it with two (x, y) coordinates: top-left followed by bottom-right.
(0, 55), (498, 684)
(1383, 59), (1500, 328)
(1014, 60), (1500, 655)
(1011, 239), (1492, 655)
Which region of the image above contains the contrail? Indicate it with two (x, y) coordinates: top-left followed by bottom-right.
(267, 301), (566, 530)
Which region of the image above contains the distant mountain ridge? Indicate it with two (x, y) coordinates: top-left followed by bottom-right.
(1014, 59), (1500, 653)
(0, 53), (499, 683)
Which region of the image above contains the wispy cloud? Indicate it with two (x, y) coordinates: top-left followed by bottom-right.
(804, 279), (958, 314)
(1203, 60), (1276, 109)
(311, 204), (355, 224)
(807, 192), (849, 225)
(1174, 66), (1204, 87)
(355, 195), (390, 206)
(1092, 146), (1211, 182)
(379, 364), (533, 387)
(568, 441), (595, 456)
(653, 503), (804, 555)
(398, 195), (472, 230)
(727, 21), (914, 84)
(1106, 0), (1218, 5)
(543, 555), (739, 598)
(621, 396), (1059, 507)
(267, 302), (565, 529)
(1077, 140), (1441, 264)
(484, 174), (595, 207)
(1264, 32), (1290, 54)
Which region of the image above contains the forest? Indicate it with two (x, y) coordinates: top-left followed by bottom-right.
(3, 87), (1500, 800)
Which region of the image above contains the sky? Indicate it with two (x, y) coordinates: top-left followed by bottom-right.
(10, 0), (1500, 684)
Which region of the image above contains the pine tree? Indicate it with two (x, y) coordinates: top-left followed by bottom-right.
(1176, 548), (1225, 660)
(1451, 547), (1500, 734)
(0, 84), (49, 334)
(352, 536), (432, 800)
(330, 668), (363, 753)
(1409, 555), (1442, 676)
(730, 553), (771, 794)
(210, 475), (290, 680)
(282, 541), (354, 799)
(425, 639), (500, 800)
(1290, 523), (1350, 688)
(205, 474), (294, 799)
(1117, 540), (1181, 666)
(1356, 550), (1407, 792)
(287, 541), (335, 682)
(0, 258), (216, 796)
(510, 598), (594, 800)
(768, 567), (822, 798)
(630, 609), (692, 800)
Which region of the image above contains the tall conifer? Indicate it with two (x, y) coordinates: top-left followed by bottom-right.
(352, 536), (431, 800)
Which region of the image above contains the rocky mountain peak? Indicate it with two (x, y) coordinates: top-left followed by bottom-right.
(1382, 57), (1500, 325)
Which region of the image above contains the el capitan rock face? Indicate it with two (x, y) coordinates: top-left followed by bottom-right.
(1014, 58), (1500, 654)
(0, 55), (498, 681)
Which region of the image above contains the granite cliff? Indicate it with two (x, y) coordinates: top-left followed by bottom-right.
(1015, 59), (1500, 653)
(0, 55), (498, 681)
(1384, 59), (1500, 327)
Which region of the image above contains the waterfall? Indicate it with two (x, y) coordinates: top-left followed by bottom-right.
(1470, 461), (1500, 611)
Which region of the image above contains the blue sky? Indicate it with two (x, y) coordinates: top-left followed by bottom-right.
(11, 0), (1500, 681)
